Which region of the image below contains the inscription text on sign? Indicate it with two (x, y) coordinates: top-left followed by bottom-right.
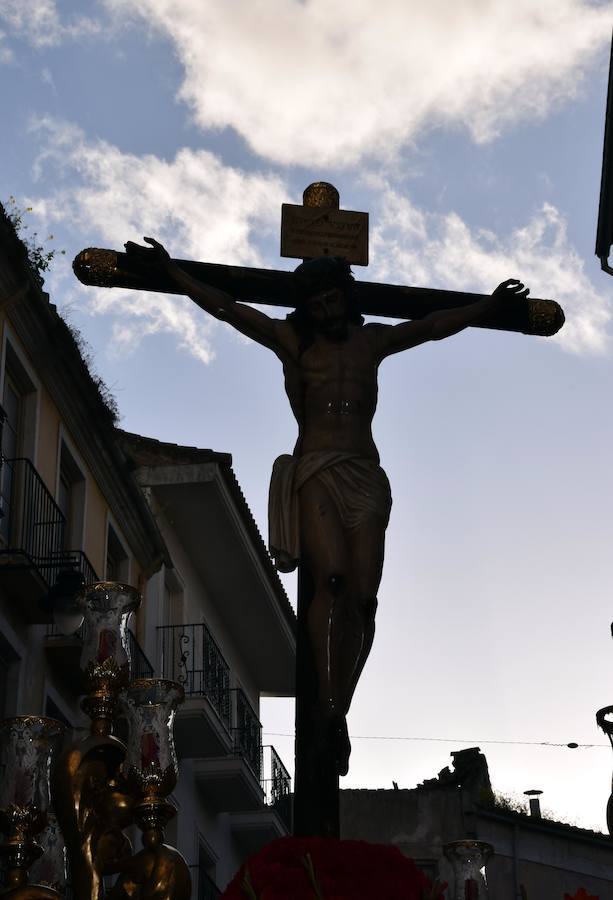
(280, 203), (369, 264)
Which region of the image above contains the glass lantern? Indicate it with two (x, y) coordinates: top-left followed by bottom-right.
(79, 582), (141, 687)
(28, 813), (66, 893)
(118, 679), (184, 802)
(443, 840), (493, 900)
(0, 716), (65, 839)
(0, 716), (65, 890)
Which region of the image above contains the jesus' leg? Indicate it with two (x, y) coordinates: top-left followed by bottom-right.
(299, 475), (351, 720)
(342, 517), (387, 712)
(299, 477), (381, 774)
(299, 476), (364, 774)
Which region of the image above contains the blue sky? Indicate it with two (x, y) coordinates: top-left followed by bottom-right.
(2, 0), (613, 832)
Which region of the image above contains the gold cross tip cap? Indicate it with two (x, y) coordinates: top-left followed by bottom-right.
(72, 247), (119, 286)
(303, 182), (340, 209)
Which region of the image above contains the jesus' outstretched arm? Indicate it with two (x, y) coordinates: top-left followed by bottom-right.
(125, 237), (283, 352)
(372, 278), (530, 360)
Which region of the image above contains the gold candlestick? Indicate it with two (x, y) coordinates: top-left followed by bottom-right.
(0, 716), (65, 898)
(52, 583), (140, 900)
(107, 679), (191, 900)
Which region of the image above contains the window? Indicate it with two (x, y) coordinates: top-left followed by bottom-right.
(57, 440), (86, 550)
(105, 523), (129, 582)
(1, 341), (38, 459)
(0, 375), (21, 543)
(2, 375), (21, 457)
(158, 567), (185, 682)
(162, 567), (184, 628)
(0, 340), (39, 545)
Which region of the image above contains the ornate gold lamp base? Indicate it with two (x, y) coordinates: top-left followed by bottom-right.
(0, 718), (66, 899)
(1, 887), (62, 899)
(107, 798), (190, 900)
(1, 829), (64, 896)
(0, 864), (62, 899)
(107, 680), (191, 899)
(1, 839), (61, 897)
(48, 587), (192, 900)
(52, 730), (129, 900)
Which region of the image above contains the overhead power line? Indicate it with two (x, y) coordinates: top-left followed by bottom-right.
(263, 732), (608, 749)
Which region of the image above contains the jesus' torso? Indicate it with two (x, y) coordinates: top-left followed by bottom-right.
(274, 320), (382, 461)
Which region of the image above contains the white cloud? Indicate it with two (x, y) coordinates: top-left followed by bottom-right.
(369, 188), (610, 355)
(0, 28), (12, 62)
(102, 0), (613, 167)
(0, 0), (100, 47)
(40, 66), (57, 92)
(27, 117), (288, 364)
(26, 119), (607, 362)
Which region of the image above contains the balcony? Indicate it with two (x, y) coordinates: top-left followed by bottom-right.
(229, 745), (292, 852)
(262, 744), (292, 831)
(45, 625), (154, 692)
(158, 623), (233, 758)
(192, 687), (264, 813)
(0, 457), (96, 622)
(157, 623), (292, 821)
(39, 549), (98, 590)
(232, 687), (262, 779)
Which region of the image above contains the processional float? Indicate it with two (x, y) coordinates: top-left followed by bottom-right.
(0, 582), (190, 899)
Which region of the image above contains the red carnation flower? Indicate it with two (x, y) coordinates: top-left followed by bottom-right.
(221, 837), (447, 900)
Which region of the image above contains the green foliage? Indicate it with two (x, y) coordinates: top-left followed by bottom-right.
(3, 197), (120, 426)
(62, 318), (121, 425)
(5, 195), (65, 276)
(492, 791), (527, 815)
(491, 791), (581, 828)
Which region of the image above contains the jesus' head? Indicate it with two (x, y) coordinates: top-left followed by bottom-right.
(289, 257), (363, 344)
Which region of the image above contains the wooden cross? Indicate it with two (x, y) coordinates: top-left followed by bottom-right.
(73, 182), (564, 840)
(73, 181), (564, 337)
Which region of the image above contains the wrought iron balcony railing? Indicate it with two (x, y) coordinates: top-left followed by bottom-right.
(156, 624), (291, 800)
(45, 624), (154, 681)
(261, 744), (292, 831)
(127, 628), (155, 681)
(0, 457), (97, 592)
(39, 549), (99, 590)
(157, 623), (231, 730)
(231, 686), (263, 780)
(262, 744), (291, 806)
(0, 457), (65, 564)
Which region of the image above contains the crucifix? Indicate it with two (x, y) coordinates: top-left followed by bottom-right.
(73, 181), (564, 839)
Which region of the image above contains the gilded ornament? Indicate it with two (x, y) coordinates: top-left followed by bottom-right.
(302, 182), (340, 209)
(72, 248), (119, 287)
(80, 582), (141, 597)
(526, 298), (565, 337)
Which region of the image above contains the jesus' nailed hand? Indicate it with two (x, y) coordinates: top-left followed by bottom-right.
(126, 235), (528, 776)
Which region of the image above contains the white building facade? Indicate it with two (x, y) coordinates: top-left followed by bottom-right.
(0, 204), (296, 896)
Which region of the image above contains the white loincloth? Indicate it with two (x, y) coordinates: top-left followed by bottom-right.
(268, 451), (392, 573)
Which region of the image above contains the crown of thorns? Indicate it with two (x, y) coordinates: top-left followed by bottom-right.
(292, 256), (355, 303)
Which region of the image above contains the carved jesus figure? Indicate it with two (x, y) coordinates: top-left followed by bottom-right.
(131, 238), (528, 775)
